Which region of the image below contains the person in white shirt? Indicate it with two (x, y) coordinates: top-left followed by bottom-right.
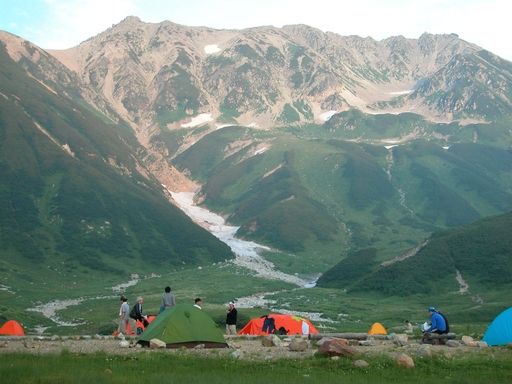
(194, 298), (203, 309)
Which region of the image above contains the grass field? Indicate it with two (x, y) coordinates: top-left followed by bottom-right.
(1, 350), (512, 384)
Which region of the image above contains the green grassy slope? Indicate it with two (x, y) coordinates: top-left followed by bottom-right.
(172, 122), (512, 273)
(0, 43), (233, 289)
(318, 212), (512, 296)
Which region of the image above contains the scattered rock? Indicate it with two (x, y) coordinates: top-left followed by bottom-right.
(317, 339), (357, 358)
(396, 353), (415, 368)
(264, 355), (273, 361)
(316, 337), (332, 346)
(349, 340), (360, 346)
(289, 339), (308, 352)
(149, 338), (166, 349)
(415, 345), (432, 358)
(261, 336), (274, 347)
(119, 340), (129, 348)
(50, 335), (60, 341)
(231, 350), (241, 359)
(271, 335), (283, 347)
(353, 359), (369, 368)
(194, 344), (205, 349)
(461, 336), (477, 347)
(330, 356), (340, 361)
(358, 339), (375, 347)
(0, 341), (8, 348)
(476, 341), (488, 348)
(104, 368), (112, 374)
(81, 335), (92, 340)
(392, 334), (408, 347)
(446, 340), (461, 348)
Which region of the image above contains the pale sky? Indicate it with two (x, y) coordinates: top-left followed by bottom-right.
(1, 0), (511, 61)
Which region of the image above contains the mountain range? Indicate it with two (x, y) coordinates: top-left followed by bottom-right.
(1, 16), (511, 301)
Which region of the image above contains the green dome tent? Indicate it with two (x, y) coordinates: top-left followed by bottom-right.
(138, 304), (228, 348)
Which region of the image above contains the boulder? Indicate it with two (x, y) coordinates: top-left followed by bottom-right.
(289, 339), (308, 352)
(261, 336), (274, 347)
(358, 339), (375, 347)
(271, 335), (283, 347)
(446, 340), (461, 348)
(461, 336), (476, 346)
(149, 338), (166, 349)
(392, 334), (408, 347)
(119, 340), (130, 348)
(353, 359), (369, 368)
(396, 353), (415, 368)
(231, 350), (242, 360)
(316, 337), (333, 346)
(194, 344), (205, 349)
(317, 339), (357, 358)
(415, 345), (432, 358)
(476, 341), (488, 348)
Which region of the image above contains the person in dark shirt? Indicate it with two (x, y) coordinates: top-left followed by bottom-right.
(226, 301), (238, 335)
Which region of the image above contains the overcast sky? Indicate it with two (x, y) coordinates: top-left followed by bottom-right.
(1, 0), (510, 60)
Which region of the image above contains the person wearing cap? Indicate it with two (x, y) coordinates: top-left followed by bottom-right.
(425, 307), (448, 334)
(226, 301), (238, 335)
(422, 306), (448, 343)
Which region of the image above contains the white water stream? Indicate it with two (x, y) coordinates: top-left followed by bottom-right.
(170, 191), (315, 287)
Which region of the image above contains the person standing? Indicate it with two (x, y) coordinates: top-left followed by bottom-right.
(160, 286), (176, 313)
(226, 301), (237, 335)
(117, 296), (130, 336)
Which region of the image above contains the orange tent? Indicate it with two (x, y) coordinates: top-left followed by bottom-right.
(113, 315), (156, 336)
(0, 320), (25, 336)
(368, 322), (387, 335)
(238, 314), (319, 335)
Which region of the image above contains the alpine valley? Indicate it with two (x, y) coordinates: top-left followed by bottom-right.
(0, 16), (511, 334)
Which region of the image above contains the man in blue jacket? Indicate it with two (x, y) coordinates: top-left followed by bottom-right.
(426, 307), (448, 333)
(422, 306), (449, 344)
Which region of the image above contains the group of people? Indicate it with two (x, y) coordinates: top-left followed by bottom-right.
(117, 286), (238, 336)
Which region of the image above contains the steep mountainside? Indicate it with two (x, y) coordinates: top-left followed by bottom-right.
(0, 42), (232, 288)
(46, 16), (512, 135)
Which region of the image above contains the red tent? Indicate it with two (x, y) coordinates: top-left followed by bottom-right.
(0, 320), (25, 336)
(113, 315), (156, 336)
(238, 314), (319, 335)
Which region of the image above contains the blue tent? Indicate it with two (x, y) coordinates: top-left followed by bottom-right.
(483, 307), (512, 346)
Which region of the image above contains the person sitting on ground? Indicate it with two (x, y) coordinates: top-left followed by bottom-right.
(422, 307), (448, 343)
(160, 286), (176, 313)
(194, 298), (203, 309)
(130, 297), (149, 330)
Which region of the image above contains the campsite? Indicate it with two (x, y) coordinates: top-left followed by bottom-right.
(2, 304), (512, 383)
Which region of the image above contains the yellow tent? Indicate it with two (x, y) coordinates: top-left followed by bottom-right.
(368, 322), (387, 335)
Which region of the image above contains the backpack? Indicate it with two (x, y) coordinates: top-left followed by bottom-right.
(439, 312), (449, 333)
(129, 305), (137, 319)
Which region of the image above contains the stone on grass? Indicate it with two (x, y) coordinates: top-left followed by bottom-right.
(231, 350), (241, 359)
(317, 339), (357, 358)
(119, 340), (130, 348)
(476, 341), (488, 348)
(415, 344), (433, 358)
(104, 368), (112, 375)
(392, 334), (408, 347)
(359, 339), (375, 347)
(194, 344), (205, 349)
(149, 338), (166, 349)
(330, 356), (340, 361)
(271, 335), (283, 347)
(396, 353), (415, 368)
(446, 340), (461, 348)
(289, 338), (308, 352)
(461, 336), (477, 347)
(353, 359), (369, 368)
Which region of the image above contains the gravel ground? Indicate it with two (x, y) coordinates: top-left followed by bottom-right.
(0, 336), (489, 361)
